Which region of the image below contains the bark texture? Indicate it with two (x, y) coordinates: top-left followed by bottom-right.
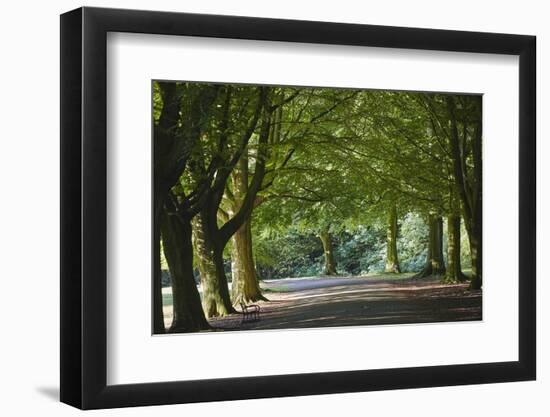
(414, 214), (446, 278)
(319, 228), (338, 275)
(228, 153), (267, 305)
(153, 222), (165, 333)
(152, 82), (220, 332)
(468, 232), (482, 289)
(191, 90), (271, 316)
(231, 219), (266, 304)
(446, 96), (482, 289)
(192, 211), (235, 318)
(160, 211), (210, 332)
(444, 214), (467, 283)
(384, 205), (401, 273)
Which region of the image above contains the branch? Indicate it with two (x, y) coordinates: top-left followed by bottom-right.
(446, 96), (473, 221)
(270, 89), (300, 111)
(219, 96), (272, 244)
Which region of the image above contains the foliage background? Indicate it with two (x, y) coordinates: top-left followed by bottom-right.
(252, 213), (471, 279)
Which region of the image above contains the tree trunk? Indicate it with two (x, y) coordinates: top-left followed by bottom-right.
(319, 229), (338, 275)
(231, 219), (267, 305)
(227, 148), (268, 305)
(465, 187), (482, 289)
(444, 214), (467, 283)
(384, 205), (401, 273)
(414, 214), (446, 278)
(160, 211), (210, 332)
(446, 96), (482, 289)
(192, 211), (235, 318)
(468, 230), (482, 290)
(187, 93), (272, 315)
(152, 83), (219, 334)
(153, 209), (165, 333)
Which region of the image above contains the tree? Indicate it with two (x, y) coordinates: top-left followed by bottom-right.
(444, 188), (467, 283)
(384, 204), (401, 273)
(226, 88), (359, 287)
(154, 83), (482, 334)
(153, 82), (220, 332)
(190, 86), (270, 317)
(445, 215), (466, 283)
(446, 96), (482, 289)
(319, 227), (338, 275)
(160, 210), (209, 331)
(330, 91), (448, 278)
(230, 217), (265, 304)
(224, 101), (287, 305)
(155, 82), (268, 328)
(414, 214), (446, 278)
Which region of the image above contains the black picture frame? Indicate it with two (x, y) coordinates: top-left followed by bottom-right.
(60, 6), (536, 410)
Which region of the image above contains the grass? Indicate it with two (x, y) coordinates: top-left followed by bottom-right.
(359, 272), (416, 280)
(262, 286), (292, 293)
(162, 293), (173, 307)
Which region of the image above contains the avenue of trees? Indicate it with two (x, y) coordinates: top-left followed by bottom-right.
(153, 81), (482, 333)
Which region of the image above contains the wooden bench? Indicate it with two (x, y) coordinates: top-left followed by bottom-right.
(239, 302), (260, 324)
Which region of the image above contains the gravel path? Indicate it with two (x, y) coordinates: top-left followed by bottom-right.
(170, 274), (483, 332)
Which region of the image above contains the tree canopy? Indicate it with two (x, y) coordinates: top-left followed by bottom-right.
(152, 81), (482, 333)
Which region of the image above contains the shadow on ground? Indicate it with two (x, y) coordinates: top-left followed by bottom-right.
(203, 275), (482, 332)
(35, 386), (59, 401)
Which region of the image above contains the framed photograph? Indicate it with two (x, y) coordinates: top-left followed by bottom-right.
(60, 6), (536, 409)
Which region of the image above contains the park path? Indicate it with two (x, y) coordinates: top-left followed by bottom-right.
(201, 275), (482, 331)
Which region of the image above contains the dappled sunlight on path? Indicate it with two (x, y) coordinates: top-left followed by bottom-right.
(181, 274), (483, 332)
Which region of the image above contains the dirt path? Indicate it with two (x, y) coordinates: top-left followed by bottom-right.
(201, 275), (482, 332)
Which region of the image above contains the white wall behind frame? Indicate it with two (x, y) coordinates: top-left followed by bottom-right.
(0, 1), (545, 417)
